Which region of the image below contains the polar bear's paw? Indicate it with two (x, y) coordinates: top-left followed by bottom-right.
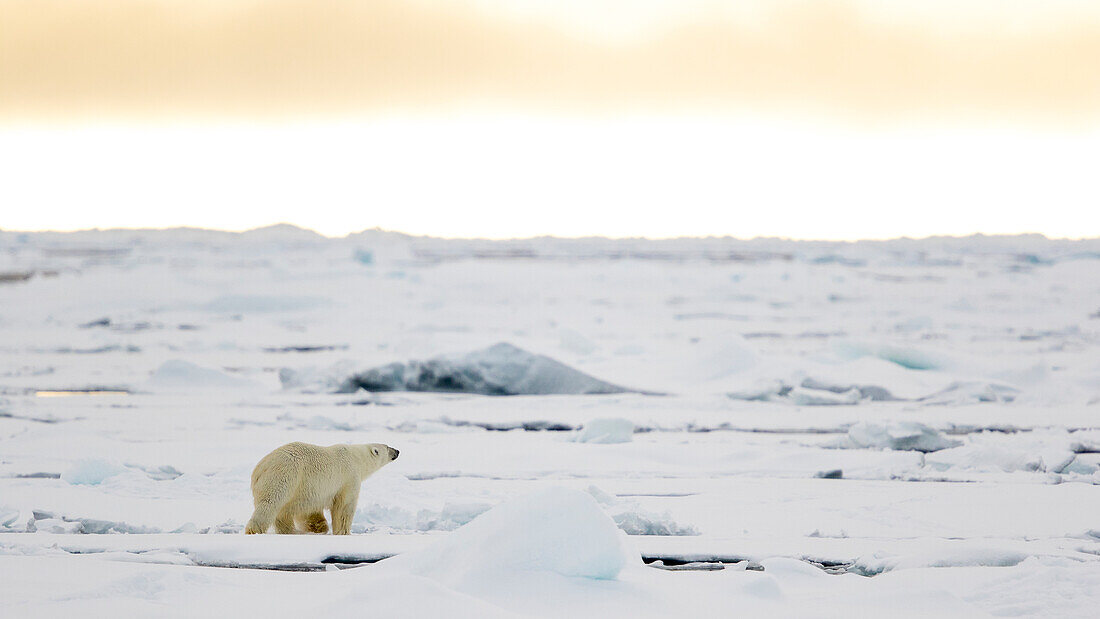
(305, 512), (329, 534)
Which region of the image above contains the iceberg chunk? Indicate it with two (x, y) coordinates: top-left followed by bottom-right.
(573, 418), (634, 444)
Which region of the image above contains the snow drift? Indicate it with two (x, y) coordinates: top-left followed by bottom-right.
(146, 360), (260, 392)
(388, 487), (636, 586)
(339, 343), (632, 396)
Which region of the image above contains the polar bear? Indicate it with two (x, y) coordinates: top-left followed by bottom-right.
(244, 441), (399, 535)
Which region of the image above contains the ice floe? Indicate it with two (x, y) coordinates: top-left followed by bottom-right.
(354, 499), (493, 533)
(842, 421), (962, 453)
(789, 386), (862, 406)
(586, 486), (699, 536)
(855, 541), (1031, 575)
(926, 430), (1099, 475)
(919, 381), (1020, 405)
(24, 511), (159, 534)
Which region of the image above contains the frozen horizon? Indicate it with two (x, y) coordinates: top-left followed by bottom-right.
(4, 222), (1099, 244)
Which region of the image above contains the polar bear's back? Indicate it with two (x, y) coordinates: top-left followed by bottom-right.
(250, 442), (357, 510)
(251, 441), (315, 487)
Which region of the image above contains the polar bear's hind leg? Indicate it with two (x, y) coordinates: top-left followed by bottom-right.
(245, 468), (296, 534)
(246, 491), (290, 534)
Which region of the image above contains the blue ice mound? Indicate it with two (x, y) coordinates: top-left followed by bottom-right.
(340, 343), (631, 395)
(61, 459), (126, 485)
(832, 341), (951, 371)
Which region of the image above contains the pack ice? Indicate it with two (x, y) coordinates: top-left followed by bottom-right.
(2, 228), (1100, 617)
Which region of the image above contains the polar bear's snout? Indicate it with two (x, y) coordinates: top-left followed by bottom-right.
(390, 447), (399, 460)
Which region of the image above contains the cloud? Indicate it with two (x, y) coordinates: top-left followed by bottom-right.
(2, 0), (1099, 124)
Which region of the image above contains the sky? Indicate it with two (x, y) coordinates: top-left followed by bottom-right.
(1, 0), (1098, 240)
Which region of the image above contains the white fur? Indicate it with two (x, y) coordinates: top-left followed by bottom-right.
(244, 441), (397, 535)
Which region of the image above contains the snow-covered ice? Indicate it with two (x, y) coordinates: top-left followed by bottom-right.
(573, 418), (634, 443)
(1, 228), (1099, 616)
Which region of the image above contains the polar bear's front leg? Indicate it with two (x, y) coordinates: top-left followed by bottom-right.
(303, 512), (329, 534)
(330, 487), (359, 535)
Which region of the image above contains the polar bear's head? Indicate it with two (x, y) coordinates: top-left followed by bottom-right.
(351, 443), (399, 480)
(366, 443), (400, 465)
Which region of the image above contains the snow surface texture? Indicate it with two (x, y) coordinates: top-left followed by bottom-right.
(2, 229), (1100, 617)
(338, 342), (632, 395)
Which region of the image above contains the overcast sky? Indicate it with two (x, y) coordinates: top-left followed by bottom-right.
(2, 0), (1098, 239)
